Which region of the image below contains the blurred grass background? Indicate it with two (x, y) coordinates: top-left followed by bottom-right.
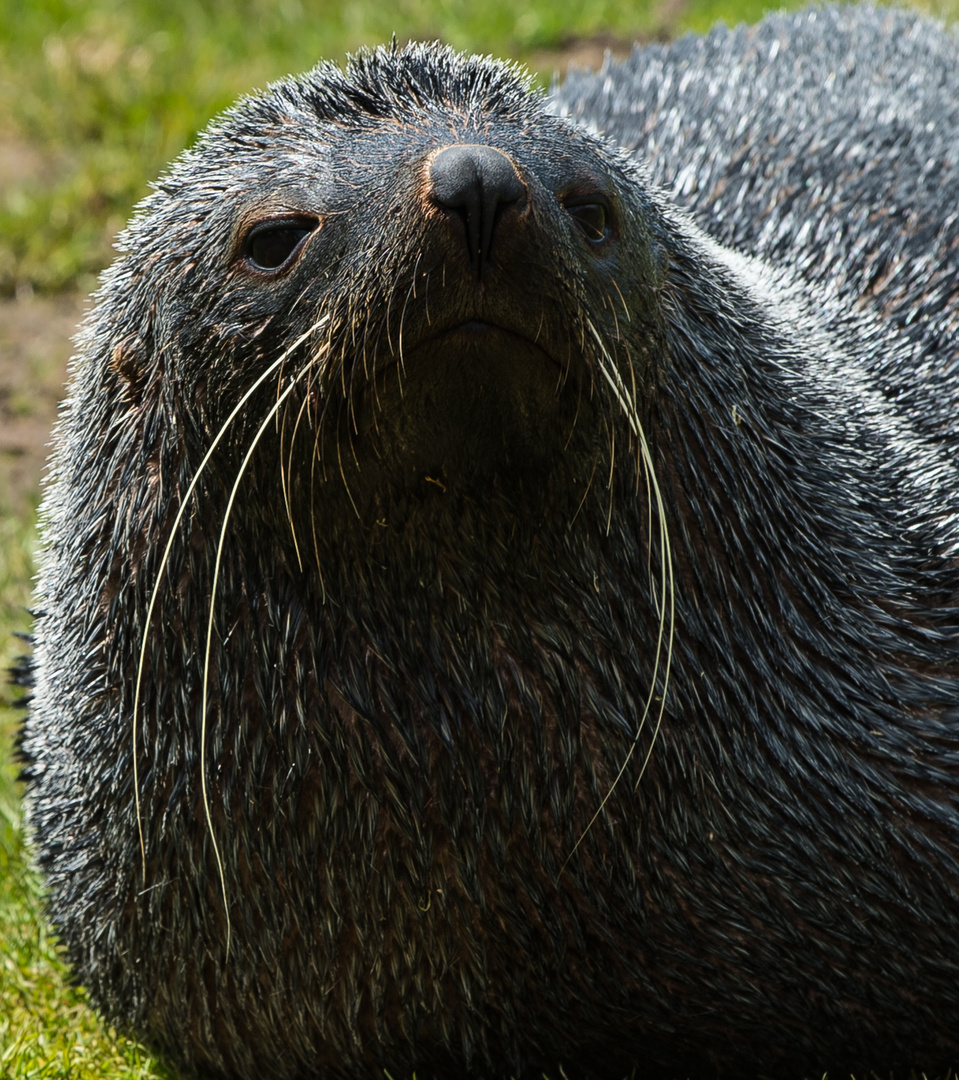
(0, 0), (955, 1075)
(0, 0), (796, 299)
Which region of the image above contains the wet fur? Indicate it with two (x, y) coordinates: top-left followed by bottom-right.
(22, 7), (959, 1079)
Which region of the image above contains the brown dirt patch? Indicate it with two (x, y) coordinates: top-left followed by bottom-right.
(529, 33), (638, 78)
(0, 292), (86, 516)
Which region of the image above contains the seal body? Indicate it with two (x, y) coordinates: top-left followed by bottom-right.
(22, 6), (959, 1078)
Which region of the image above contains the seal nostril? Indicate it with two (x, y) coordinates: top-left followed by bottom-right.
(429, 144), (525, 275)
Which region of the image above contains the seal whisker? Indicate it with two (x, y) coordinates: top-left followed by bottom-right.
(350, 282), (393, 442)
(397, 252), (423, 377)
(309, 435), (327, 603)
(277, 289), (325, 558)
(281, 381), (316, 570)
(200, 364), (313, 954)
(278, 382), (302, 572)
(336, 425), (363, 521)
(605, 427), (616, 533)
(569, 452), (601, 526)
(610, 277), (631, 322)
(580, 314), (675, 809)
(131, 320), (327, 877)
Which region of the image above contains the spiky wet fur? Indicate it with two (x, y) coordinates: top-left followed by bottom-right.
(22, 8), (959, 1079)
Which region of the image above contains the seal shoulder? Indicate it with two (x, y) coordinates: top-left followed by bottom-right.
(558, 5), (959, 209)
(557, 5), (959, 441)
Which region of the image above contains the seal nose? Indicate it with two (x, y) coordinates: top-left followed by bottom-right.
(428, 144), (526, 276)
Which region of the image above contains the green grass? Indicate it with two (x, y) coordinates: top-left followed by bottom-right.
(0, 509), (175, 1077)
(0, 0), (810, 298)
(0, 513), (160, 1078)
(2, 0), (958, 1075)
(3, 0), (957, 296)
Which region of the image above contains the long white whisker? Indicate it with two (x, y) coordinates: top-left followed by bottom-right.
(132, 319), (327, 880)
(200, 366), (312, 957)
(562, 319), (674, 870)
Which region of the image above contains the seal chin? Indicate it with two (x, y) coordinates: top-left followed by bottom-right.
(351, 319), (575, 483)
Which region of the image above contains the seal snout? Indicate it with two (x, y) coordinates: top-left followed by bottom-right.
(428, 144), (526, 276)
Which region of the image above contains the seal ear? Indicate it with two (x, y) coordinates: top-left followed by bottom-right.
(110, 335), (148, 402)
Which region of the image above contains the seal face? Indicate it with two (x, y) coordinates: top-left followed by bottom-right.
(22, 8), (959, 1079)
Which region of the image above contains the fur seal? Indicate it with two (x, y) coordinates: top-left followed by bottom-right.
(22, 5), (959, 1078)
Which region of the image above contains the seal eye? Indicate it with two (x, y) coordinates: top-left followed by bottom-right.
(243, 219), (317, 272)
(564, 199), (612, 245)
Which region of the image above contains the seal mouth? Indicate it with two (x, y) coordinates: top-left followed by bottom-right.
(425, 318), (562, 362)
(330, 316), (582, 492)
(360, 318), (565, 421)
